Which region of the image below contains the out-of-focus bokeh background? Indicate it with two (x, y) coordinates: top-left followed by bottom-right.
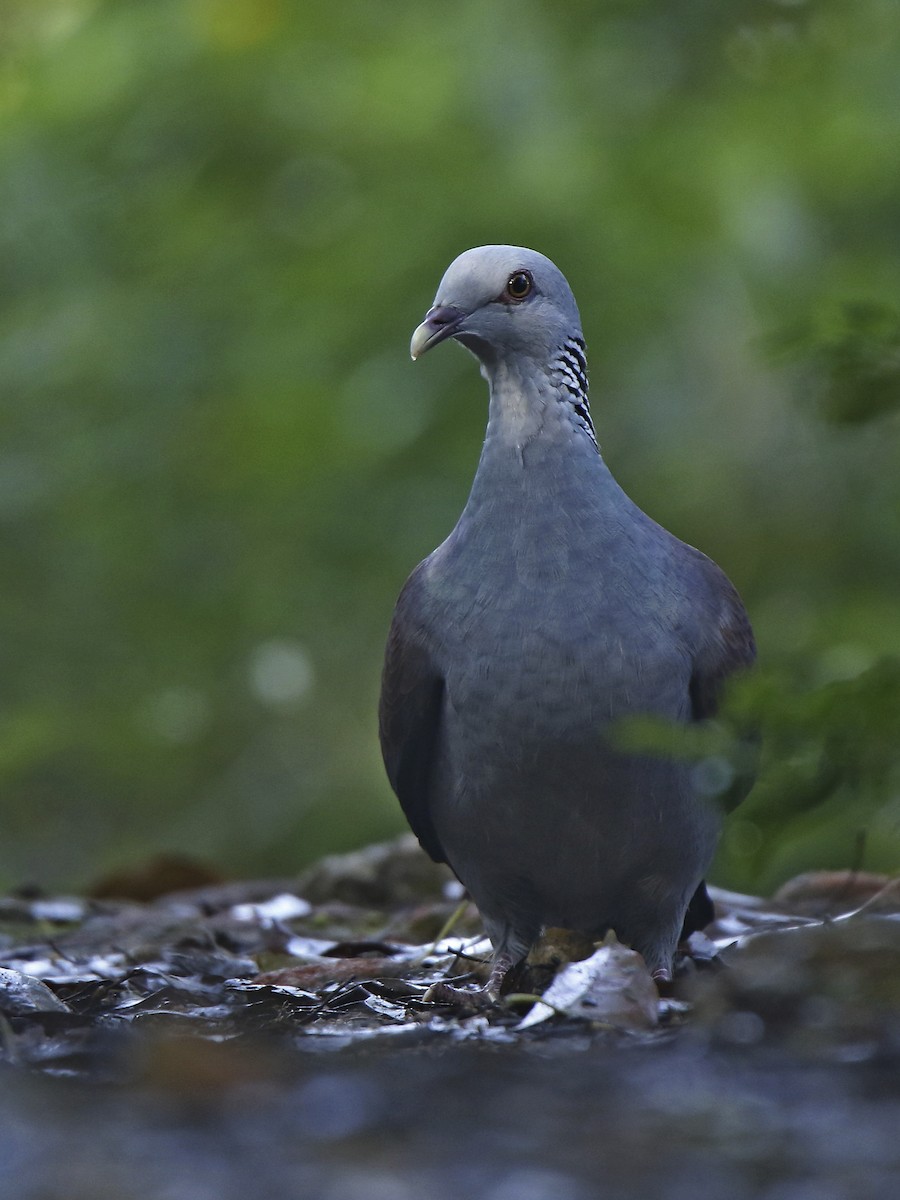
(1, 0), (899, 894)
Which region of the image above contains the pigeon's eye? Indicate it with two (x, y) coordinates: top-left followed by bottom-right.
(505, 271), (533, 301)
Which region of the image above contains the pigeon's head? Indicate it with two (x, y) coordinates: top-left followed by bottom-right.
(410, 246), (582, 369)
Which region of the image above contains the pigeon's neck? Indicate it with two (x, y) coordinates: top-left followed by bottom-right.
(441, 337), (648, 576)
(482, 334), (598, 456)
(452, 337), (622, 544)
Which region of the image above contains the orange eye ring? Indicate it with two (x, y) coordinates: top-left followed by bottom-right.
(505, 270), (533, 301)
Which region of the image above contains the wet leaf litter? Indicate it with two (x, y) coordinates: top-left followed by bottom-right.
(2, 836), (898, 1079)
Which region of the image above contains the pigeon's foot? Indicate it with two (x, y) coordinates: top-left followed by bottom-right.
(424, 979), (499, 1012)
(425, 951), (515, 1010)
(651, 965), (674, 997)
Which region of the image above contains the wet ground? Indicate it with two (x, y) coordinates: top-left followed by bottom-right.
(2, 838), (899, 1199)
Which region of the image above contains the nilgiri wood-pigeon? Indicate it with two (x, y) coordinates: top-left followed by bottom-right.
(380, 246), (755, 999)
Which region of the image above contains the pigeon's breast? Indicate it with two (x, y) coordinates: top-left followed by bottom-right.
(427, 552), (693, 750)
(421, 461), (700, 743)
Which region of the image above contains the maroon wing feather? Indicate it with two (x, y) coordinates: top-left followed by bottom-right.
(682, 556), (757, 936)
(378, 572), (447, 864)
(688, 555), (758, 811)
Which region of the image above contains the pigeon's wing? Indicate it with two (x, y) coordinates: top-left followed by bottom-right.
(680, 556), (758, 937)
(688, 554), (758, 811)
(689, 574), (756, 720)
(379, 567), (447, 864)
(680, 880), (716, 939)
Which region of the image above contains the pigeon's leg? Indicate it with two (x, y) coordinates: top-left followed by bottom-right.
(426, 911), (534, 1010)
(623, 905), (682, 994)
(484, 950), (516, 1002)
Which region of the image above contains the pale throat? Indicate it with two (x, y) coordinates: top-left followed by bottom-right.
(484, 337), (597, 451)
(485, 358), (550, 446)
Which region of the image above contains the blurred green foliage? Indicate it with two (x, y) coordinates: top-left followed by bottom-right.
(766, 300), (900, 424)
(1, 0), (899, 892)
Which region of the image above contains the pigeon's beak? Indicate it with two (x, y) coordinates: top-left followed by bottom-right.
(410, 305), (467, 361)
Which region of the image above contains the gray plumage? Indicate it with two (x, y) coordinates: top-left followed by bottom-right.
(380, 246), (755, 992)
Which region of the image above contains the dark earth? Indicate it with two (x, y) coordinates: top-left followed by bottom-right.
(2, 836), (899, 1199)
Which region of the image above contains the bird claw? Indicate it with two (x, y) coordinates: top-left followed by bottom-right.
(424, 949), (514, 1010)
(424, 980), (501, 1011)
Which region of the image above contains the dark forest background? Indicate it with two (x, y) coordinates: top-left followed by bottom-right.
(1, 0), (899, 894)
